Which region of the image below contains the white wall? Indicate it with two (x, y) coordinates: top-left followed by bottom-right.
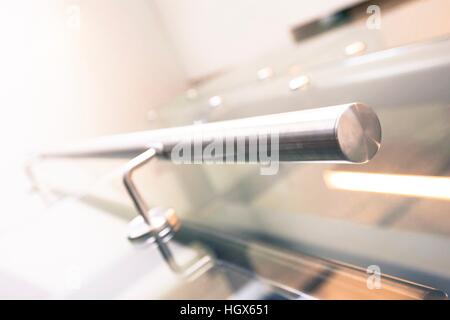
(0, 0), (364, 151)
(154, 0), (362, 80)
(0, 0), (366, 153)
(0, 0), (189, 233)
(0, 0), (187, 153)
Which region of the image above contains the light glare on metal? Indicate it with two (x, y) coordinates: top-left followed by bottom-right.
(289, 75), (310, 91)
(208, 95), (223, 108)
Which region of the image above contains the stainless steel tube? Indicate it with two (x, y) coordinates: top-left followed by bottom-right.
(40, 103), (381, 163)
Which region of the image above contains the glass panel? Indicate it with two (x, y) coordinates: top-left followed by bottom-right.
(29, 0), (450, 298)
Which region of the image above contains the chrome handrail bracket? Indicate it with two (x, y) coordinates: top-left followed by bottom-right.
(123, 146), (213, 276)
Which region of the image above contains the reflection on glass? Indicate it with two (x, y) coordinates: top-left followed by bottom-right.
(324, 170), (450, 201)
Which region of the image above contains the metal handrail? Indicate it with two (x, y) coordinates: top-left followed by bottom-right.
(28, 102), (381, 276)
(38, 103), (381, 164)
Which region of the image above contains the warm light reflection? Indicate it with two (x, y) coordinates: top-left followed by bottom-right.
(208, 95), (223, 108)
(289, 75), (310, 91)
(344, 41), (366, 56)
(256, 67), (274, 80)
(323, 171), (450, 201)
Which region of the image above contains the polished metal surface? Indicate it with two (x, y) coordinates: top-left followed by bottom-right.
(122, 147), (212, 276)
(127, 207), (180, 242)
(35, 102), (381, 277)
(40, 103), (381, 164)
